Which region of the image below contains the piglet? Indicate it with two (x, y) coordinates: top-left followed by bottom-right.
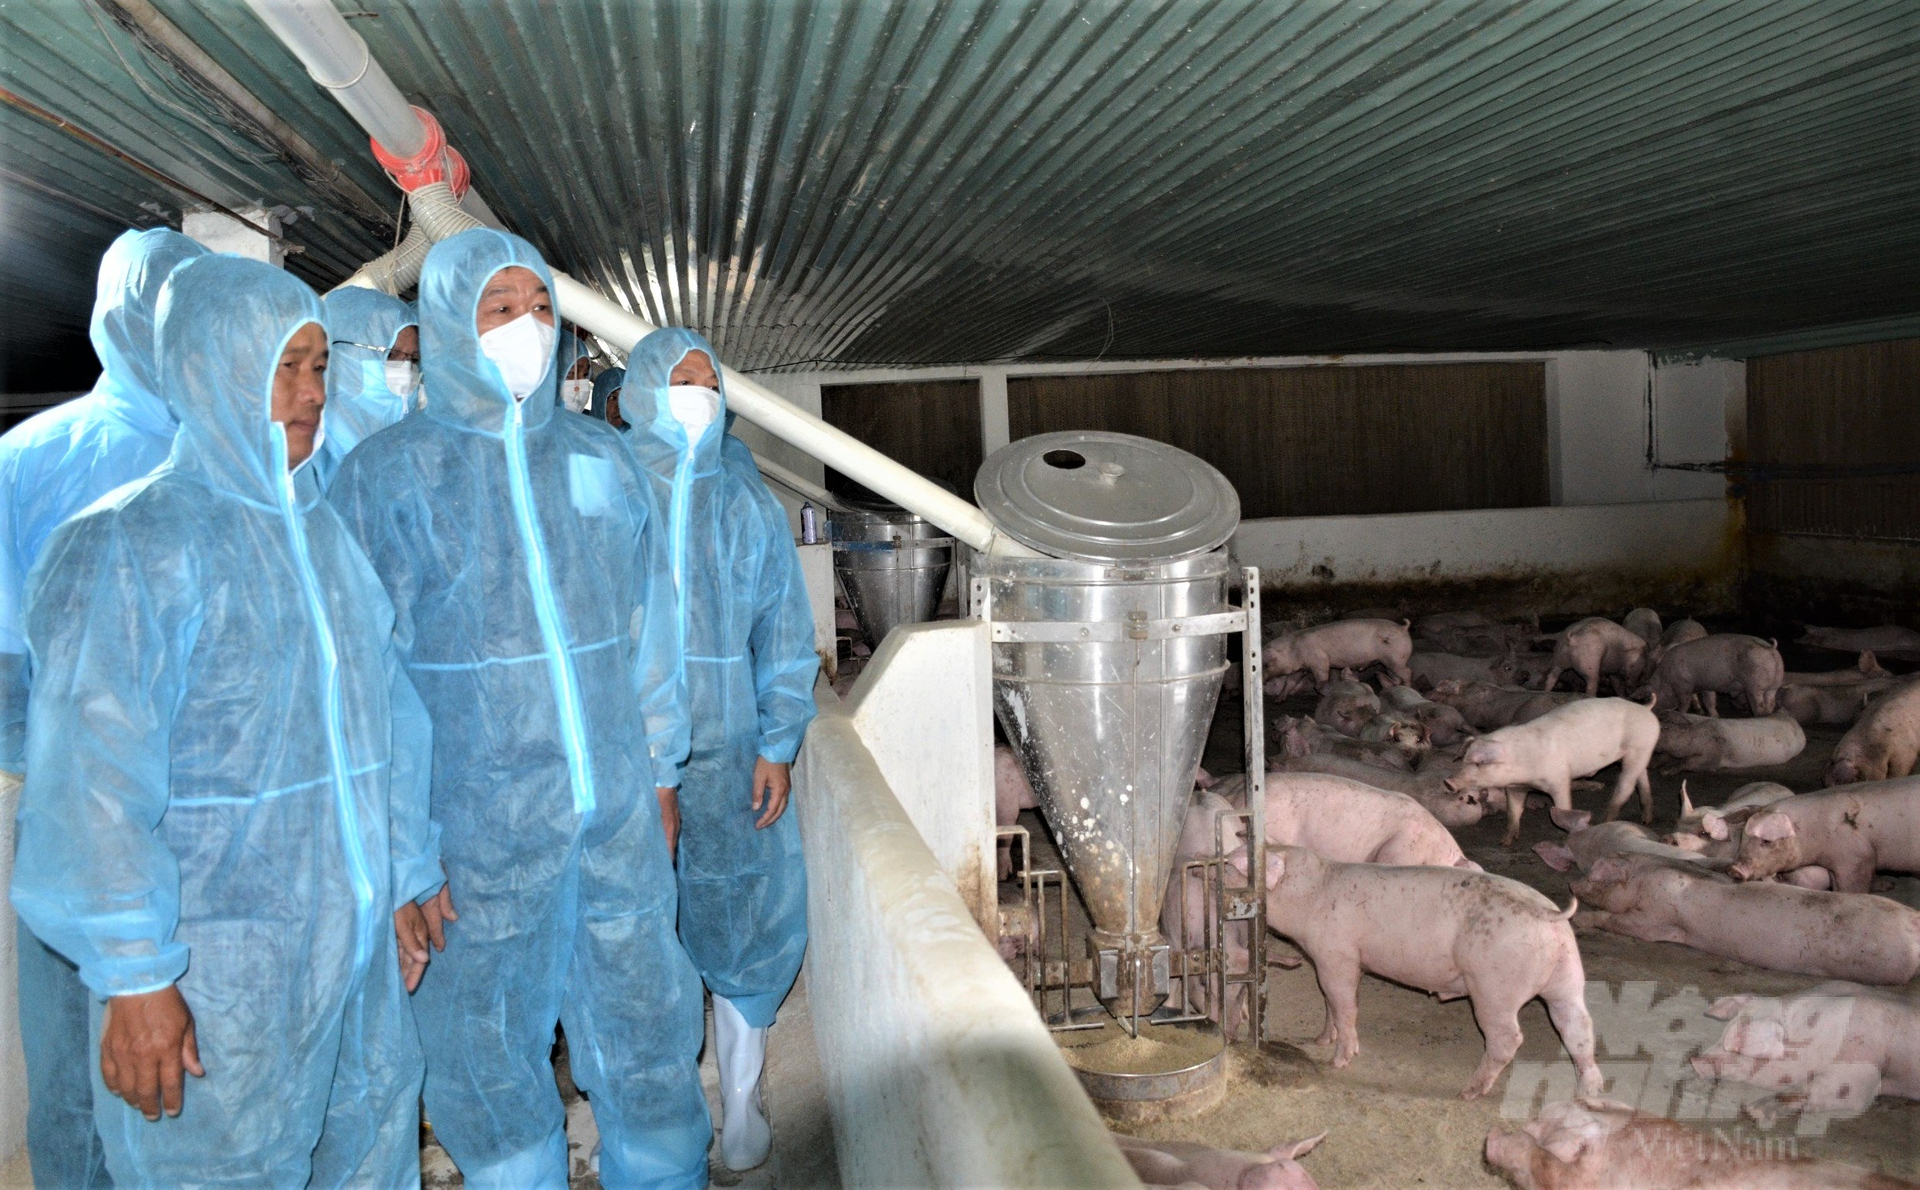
(1113, 1131), (1325, 1190)
(1274, 715), (1414, 773)
(1622, 608), (1662, 649)
(1240, 844), (1601, 1099)
(1264, 618), (1413, 687)
(1570, 855), (1920, 984)
(993, 745), (1039, 879)
(1539, 617), (1651, 696)
(1532, 813), (1717, 874)
(1827, 677), (1920, 785)
(1409, 650), (1513, 690)
(1728, 777), (1920, 892)
(1380, 682), (1470, 745)
(1312, 671), (1380, 735)
(1213, 771), (1478, 869)
(1690, 982), (1920, 1122)
(1645, 634), (1785, 717)
(1779, 681), (1889, 728)
(1485, 1098), (1917, 1190)
(1427, 680), (1576, 733)
(1442, 697), (1659, 845)
(1161, 790), (1251, 1037)
(1357, 710), (1431, 762)
(1665, 780), (1794, 853)
(1660, 617), (1708, 648)
(1787, 650), (1891, 686)
(1270, 752), (1486, 828)
(1653, 709), (1805, 772)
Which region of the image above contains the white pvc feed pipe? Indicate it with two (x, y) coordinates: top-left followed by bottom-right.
(244, 0), (1010, 554)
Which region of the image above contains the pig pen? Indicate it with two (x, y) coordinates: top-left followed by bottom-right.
(1002, 628), (1920, 1189)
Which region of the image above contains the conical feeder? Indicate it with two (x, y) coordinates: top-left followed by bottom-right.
(974, 432), (1240, 1024)
(831, 498), (954, 651)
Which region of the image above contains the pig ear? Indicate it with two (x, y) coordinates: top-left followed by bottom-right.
(1706, 994), (1755, 1021)
(1270, 1132), (1327, 1162)
(1436, 679), (1461, 695)
(1542, 1128), (1596, 1166)
(1739, 1020), (1788, 1060)
(1534, 842), (1578, 872)
(1551, 807), (1592, 833)
(1679, 781), (1694, 818)
(1747, 812), (1796, 842)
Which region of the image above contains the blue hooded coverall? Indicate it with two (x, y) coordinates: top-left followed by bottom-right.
(313, 287), (416, 489)
(0, 226), (206, 1190)
(10, 255), (440, 1189)
(624, 329), (818, 1028)
(592, 365), (626, 427)
(328, 230), (710, 1190)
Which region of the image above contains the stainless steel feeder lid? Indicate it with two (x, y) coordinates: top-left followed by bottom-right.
(974, 431), (1240, 562)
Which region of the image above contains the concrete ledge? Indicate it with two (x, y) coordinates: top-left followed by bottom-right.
(1231, 498), (1741, 620)
(795, 688), (1138, 1189)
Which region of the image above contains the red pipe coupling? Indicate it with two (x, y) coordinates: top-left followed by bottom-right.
(371, 106), (468, 197)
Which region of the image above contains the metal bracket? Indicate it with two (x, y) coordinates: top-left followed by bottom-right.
(988, 609), (1247, 644)
(830, 535), (957, 553)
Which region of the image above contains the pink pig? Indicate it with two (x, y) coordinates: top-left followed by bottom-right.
(1114, 1131), (1326, 1190)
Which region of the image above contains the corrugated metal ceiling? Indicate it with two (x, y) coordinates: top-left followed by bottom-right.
(4, 0), (1918, 386)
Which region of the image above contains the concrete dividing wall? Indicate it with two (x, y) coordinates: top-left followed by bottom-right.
(795, 683), (1138, 1189)
(1232, 498), (1742, 620)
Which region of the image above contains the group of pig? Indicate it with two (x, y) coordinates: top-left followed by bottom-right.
(1098, 610), (1920, 1190)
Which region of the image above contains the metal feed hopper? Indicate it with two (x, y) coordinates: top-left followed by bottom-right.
(974, 432), (1257, 1031)
(831, 497), (954, 651)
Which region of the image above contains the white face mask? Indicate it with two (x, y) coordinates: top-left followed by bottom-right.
(477, 312), (556, 401)
(560, 378), (594, 413)
(383, 359), (421, 400)
(667, 384), (720, 440)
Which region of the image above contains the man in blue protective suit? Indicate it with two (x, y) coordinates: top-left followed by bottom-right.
(312, 286), (419, 488)
(329, 229), (710, 1190)
(0, 225), (205, 1190)
(593, 365), (627, 429)
(10, 254), (441, 1188)
(624, 328), (819, 1174)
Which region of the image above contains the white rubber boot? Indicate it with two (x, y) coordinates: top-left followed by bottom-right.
(713, 994), (772, 1172)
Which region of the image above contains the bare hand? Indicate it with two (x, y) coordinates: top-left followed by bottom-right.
(420, 883), (458, 953)
(751, 758), (791, 829)
(101, 985), (203, 1120)
(394, 903), (431, 992)
(657, 786), (681, 859)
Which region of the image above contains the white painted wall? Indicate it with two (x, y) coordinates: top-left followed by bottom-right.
(743, 350), (1744, 608)
(795, 680), (1138, 1189)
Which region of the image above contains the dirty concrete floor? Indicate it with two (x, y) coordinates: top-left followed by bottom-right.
(1020, 674), (1920, 1189)
(423, 969), (840, 1189)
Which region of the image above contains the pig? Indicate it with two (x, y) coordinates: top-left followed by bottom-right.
(1827, 677), (1920, 785)
(993, 745), (1040, 879)
(1263, 618), (1413, 687)
(1800, 623), (1920, 660)
(1357, 710), (1430, 761)
(1270, 752), (1486, 828)
(1660, 618), (1708, 648)
(1779, 681), (1890, 728)
(1210, 771), (1478, 869)
(1409, 649), (1514, 689)
(1484, 1098), (1918, 1190)
(1275, 715), (1414, 772)
(1162, 790), (1251, 1037)
(1570, 854), (1920, 984)
(1442, 697), (1660, 845)
(1311, 672), (1380, 735)
(1532, 815), (1718, 874)
(1241, 844), (1602, 1099)
(1786, 650), (1891, 686)
(1645, 634), (1785, 717)
(1262, 670), (1317, 700)
(1671, 780), (1795, 843)
(1622, 607), (1662, 649)
(1539, 617), (1652, 696)
(1379, 682), (1471, 745)
(1728, 778), (1920, 892)
(1113, 1131), (1325, 1190)
(1428, 679), (1578, 733)
(1690, 982), (1920, 1122)
(1653, 709), (1805, 772)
